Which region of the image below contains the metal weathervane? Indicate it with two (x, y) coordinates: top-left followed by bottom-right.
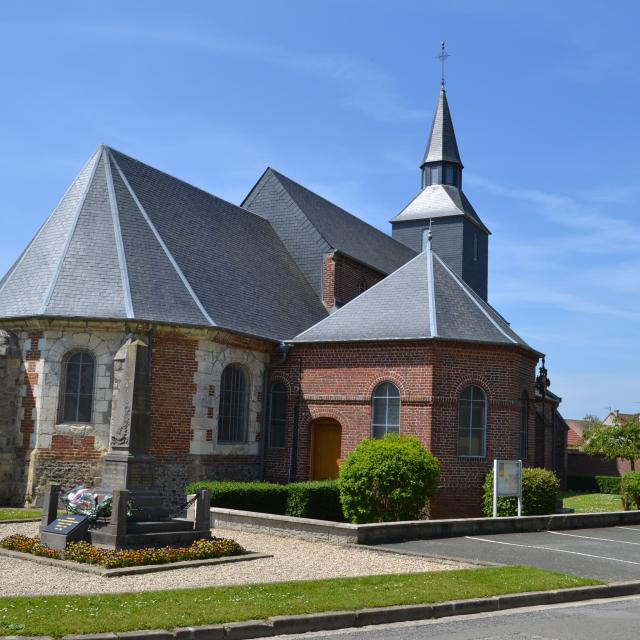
(437, 41), (450, 88)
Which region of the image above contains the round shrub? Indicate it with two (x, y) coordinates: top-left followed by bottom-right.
(338, 434), (440, 524)
(482, 467), (560, 517)
(621, 471), (640, 510)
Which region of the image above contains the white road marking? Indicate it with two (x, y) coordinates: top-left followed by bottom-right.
(466, 536), (640, 566)
(617, 526), (640, 533)
(547, 530), (640, 546)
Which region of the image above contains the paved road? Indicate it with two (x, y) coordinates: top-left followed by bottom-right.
(273, 596), (640, 639)
(378, 525), (640, 581)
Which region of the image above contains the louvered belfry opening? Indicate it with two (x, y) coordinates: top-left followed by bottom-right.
(218, 364), (248, 443)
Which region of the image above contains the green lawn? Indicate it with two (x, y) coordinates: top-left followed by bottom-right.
(562, 491), (623, 513)
(0, 508), (42, 521)
(0, 567), (599, 637)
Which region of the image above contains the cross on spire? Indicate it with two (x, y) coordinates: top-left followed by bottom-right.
(437, 41), (450, 88)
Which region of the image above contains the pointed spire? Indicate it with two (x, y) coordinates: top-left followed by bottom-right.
(421, 87), (463, 167)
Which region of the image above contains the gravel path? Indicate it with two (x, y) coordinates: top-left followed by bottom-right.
(0, 522), (468, 596)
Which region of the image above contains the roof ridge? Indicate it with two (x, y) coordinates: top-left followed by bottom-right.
(268, 170), (333, 250)
(103, 148), (134, 318)
(432, 252), (517, 344)
(108, 151), (216, 327)
(0, 148), (101, 300)
(39, 148), (102, 314)
(271, 168), (415, 253)
(106, 146), (271, 229)
(426, 242), (438, 337)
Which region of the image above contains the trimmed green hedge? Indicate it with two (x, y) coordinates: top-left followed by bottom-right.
(483, 467), (560, 517)
(286, 481), (344, 521)
(185, 480), (343, 521)
(566, 475), (622, 494)
(186, 481), (288, 515)
(338, 435), (440, 524)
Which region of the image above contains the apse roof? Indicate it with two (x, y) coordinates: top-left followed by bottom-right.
(294, 237), (537, 354)
(0, 146), (327, 341)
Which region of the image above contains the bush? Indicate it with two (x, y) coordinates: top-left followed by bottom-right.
(483, 467), (560, 517)
(286, 481), (344, 521)
(621, 471), (640, 510)
(338, 435), (440, 524)
(595, 475), (622, 494)
(566, 475), (621, 494)
(186, 481), (288, 515)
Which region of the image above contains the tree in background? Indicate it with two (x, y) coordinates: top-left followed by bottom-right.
(582, 414), (640, 471)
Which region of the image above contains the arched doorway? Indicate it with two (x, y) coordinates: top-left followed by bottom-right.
(310, 418), (342, 480)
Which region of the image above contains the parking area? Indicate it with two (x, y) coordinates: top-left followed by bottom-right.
(379, 525), (640, 582)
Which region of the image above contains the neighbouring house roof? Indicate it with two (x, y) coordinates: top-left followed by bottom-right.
(293, 236), (538, 353)
(566, 418), (589, 448)
(0, 146), (327, 342)
(603, 411), (640, 426)
(422, 87), (463, 167)
(243, 168), (417, 278)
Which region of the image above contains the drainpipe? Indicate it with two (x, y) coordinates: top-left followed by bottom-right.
(258, 342), (291, 481)
(290, 385), (301, 483)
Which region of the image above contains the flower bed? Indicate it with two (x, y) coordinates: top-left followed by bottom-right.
(0, 534), (244, 569)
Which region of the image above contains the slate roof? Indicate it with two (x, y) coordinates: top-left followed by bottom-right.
(422, 87), (462, 167)
(244, 168), (416, 277)
(294, 237), (537, 353)
(0, 146), (327, 341)
(390, 184), (490, 233)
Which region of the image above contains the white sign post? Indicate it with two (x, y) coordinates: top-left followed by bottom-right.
(492, 459), (523, 518)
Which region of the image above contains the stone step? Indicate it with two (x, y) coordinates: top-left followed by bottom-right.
(89, 528), (211, 550)
(127, 519), (194, 534)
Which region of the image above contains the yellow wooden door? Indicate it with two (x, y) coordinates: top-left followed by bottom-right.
(311, 419), (341, 480)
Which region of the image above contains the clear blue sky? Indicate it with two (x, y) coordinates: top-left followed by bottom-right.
(0, 1), (638, 419)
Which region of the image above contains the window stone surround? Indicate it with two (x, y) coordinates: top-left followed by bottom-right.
(191, 339), (267, 456)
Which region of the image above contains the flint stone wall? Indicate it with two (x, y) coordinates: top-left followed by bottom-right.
(0, 330), (21, 504)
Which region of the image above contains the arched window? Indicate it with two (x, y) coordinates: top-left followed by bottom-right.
(458, 385), (487, 457)
(218, 364), (248, 443)
(520, 391), (529, 460)
(371, 382), (400, 439)
(59, 351), (96, 424)
(268, 382), (288, 448)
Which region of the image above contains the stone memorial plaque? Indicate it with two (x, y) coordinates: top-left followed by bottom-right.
(40, 514), (89, 550)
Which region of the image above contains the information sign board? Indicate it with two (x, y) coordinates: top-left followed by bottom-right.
(492, 460), (523, 518)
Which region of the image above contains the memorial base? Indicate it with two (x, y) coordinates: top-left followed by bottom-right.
(88, 520), (212, 550)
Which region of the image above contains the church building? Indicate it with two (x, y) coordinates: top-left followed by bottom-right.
(0, 82), (566, 517)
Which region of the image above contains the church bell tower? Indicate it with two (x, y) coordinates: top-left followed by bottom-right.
(391, 46), (490, 300)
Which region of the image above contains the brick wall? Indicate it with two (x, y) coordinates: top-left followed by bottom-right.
(322, 252), (386, 311)
(265, 340), (538, 517)
(567, 451), (638, 476)
(150, 332), (198, 463)
(19, 331), (42, 455)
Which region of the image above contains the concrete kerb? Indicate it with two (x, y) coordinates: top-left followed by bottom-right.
(209, 507), (640, 546)
(16, 581), (634, 640)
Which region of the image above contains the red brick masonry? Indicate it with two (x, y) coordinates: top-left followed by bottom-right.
(266, 339), (537, 517)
